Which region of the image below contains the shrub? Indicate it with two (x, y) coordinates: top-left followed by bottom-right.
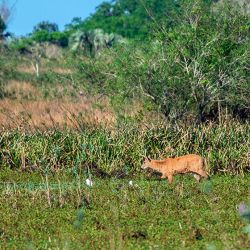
(85, 0), (250, 122)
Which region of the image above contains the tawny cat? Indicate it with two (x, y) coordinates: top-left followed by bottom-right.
(141, 154), (209, 183)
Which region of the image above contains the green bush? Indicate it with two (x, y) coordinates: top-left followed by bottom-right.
(33, 21), (59, 33)
(78, 0), (249, 122)
(69, 29), (125, 56)
(32, 31), (69, 47)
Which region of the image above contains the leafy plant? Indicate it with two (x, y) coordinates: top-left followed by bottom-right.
(33, 21), (59, 33)
(91, 0), (250, 122)
(69, 28), (125, 56)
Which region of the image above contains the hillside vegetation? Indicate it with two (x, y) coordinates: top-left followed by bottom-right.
(1, 0), (249, 122)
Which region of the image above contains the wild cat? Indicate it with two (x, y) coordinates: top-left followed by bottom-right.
(141, 154), (209, 183)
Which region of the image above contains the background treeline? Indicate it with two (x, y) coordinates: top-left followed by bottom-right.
(0, 0), (249, 123)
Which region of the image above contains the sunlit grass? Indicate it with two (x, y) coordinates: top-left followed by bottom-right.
(0, 121), (249, 175)
(0, 172), (249, 249)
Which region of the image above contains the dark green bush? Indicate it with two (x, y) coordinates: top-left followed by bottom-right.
(32, 31), (69, 47)
(76, 0), (249, 122)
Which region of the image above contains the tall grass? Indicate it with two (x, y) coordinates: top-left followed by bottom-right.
(1, 121), (249, 176)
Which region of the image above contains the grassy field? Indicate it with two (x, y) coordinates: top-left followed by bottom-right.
(0, 40), (249, 249)
(0, 170), (249, 249)
(0, 121), (249, 249)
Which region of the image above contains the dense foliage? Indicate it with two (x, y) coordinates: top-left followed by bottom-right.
(69, 28), (125, 56)
(67, 0), (182, 39)
(33, 21), (59, 33)
(76, 0), (250, 121)
(0, 2), (249, 249)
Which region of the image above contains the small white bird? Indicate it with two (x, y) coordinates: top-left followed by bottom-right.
(129, 180), (133, 186)
(86, 178), (93, 187)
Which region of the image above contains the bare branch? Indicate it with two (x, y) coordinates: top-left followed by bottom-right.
(0, 0), (18, 24)
(139, 81), (155, 101)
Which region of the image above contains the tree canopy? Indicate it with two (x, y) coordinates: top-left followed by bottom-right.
(67, 0), (183, 39)
(33, 21), (59, 33)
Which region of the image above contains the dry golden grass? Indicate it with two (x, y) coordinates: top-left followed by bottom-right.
(4, 80), (41, 99)
(16, 64), (35, 74)
(51, 67), (73, 74)
(0, 98), (114, 131)
(16, 62), (73, 75)
(1, 79), (161, 131)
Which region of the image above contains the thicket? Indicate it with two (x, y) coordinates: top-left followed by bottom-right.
(75, 0), (250, 122)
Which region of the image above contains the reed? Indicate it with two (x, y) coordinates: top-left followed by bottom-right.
(0, 121), (249, 176)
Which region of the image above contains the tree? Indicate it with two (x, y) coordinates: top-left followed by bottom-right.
(0, 0), (15, 39)
(64, 17), (82, 31)
(33, 21), (59, 33)
(30, 21), (69, 47)
(106, 0), (249, 122)
(69, 28), (125, 56)
(0, 0), (11, 24)
(154, 0), (249, 122)
(66, 0), (181, 39)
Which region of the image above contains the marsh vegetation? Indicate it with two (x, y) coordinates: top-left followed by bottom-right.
(0, 0), (249, 248)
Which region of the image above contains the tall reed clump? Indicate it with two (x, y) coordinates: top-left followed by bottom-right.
(0, 121), (249, 176)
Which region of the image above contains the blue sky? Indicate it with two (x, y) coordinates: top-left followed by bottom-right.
(7, 0), (104, 36)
